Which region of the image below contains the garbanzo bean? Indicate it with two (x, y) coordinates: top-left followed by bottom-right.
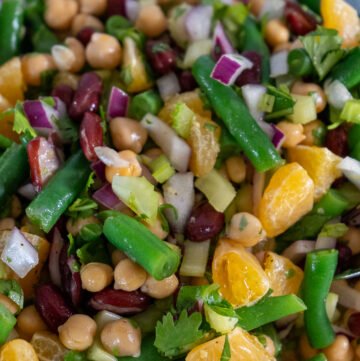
(111, 249), (127, 266)
(276, 121), (305, 148)
(21, 54), (56, 86)
(341, 227), (360, 255)
(135, 5), (167, 38)
(17, 305), (48, 337)
(71, 13), (104, 35)
(66, 215), (100, 236)
(299, 333), (318, 359)
(0, 218), (15, 231)
(79, 0), (107, 16)
(52, 38), (85, 73)
(225, 156), (246, 184)
(292, 81), (327, 113)
(45, 0), (79, 30)
(143, 148), (163, 160)
(58, 314), (97, 351)
(323, 335), (354, 361)
(53, 71), (79, 89)
(10, 196), (22, 218)
(100, 319), (141, 357)
(80, 262), (114, 292)
(114, 259), (147, 292)
(249, 0), (264, 16)
(143, 217), (168, 240)
(264, 19), (290, 48)
(140, 274), (179, 299)
(301, 120), (325, 146)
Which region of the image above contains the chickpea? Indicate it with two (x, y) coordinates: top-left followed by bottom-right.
(355, 343), (360, 358)
(53, 71), (79, 89)
(218, 164), (230, 180)
(227, 212), (266, 247)
(71, 13), (104, 35)
(276, 121), (305, 148)
(135, 5), (167, 38)
(143, 147), (163, 160)
(45, 0), (79, 30)
(355, 280), (360, 292)
(143, 217), (168, 240)
(341, 227), (360, 255)
(111, 249), (127, 266)
(52, 38), (85, 73)
(80, 262), (114, 292)
(323, 335), (354, 361)
(249, 0), (264, 16)
(299, 333), (318, 359)
(10, 196), (22, 218)
(141, 274), (179, 299)
(225, 156), (246, 184)
(301, 120), (325, 146)
(273, 42), (293, 53)
(0, 294), (19, 314)
(101, 318), (141, 357)
(21, 54), (56, 86)
(79, 0), (107, 16)
(114, 259), (147, 292)
(66, 215), (100, 236)
(59, 314), (97, 351)
(17, 305), (47, 337)
(0, 218), (15, 231)
(264, 19), (290, 48)
(110, 117), (148, 154)
(105, 150), (142, 183)
(86, 33), (122, 70)
(291, 81), (327, 113)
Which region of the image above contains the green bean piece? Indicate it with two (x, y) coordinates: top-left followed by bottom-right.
(129, 90), (163, 120)
(0, 135), (14, 149)
(288, 48), (315, 77)
(0, 303), (17, 344)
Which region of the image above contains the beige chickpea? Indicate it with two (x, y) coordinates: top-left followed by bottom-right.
(80, 262), (114, 292)
(143, 147), (163, 160)
(0, 294), (19, 314)
(0, 218), (15, 231)
(11, 196), (22, 219)
(17, 305), (48, 337)
(218, 164), (230, 180)
(100, 318), (141, 357)
(135, 5), (167, 38)
(79, 0), (107, 16)
(45, 0), (79, 30)
(355, 280), (360, 292)
(66, 215), (100, 236)
(22, 54), (56, 86)
(227, 212), (266, 247)
(355, 343), (360, 358)
(273, 42), (293, 53)
(71, 13), (104, 35)
(249, 0), (264, 16)
(58, 314), (97, 351)
(292, 81), (327, 113)
(143, 217), (168, 240)
(111, 249), (127, 266)
(141, 274), (179, 299)
(264, 19), (290, 48)
(53, 71), (79, 89)
(114, 259), (147, 292)
(301, 120), (325, 146)
(110, 117), (148, 154)
(225, 156), (246, 184)
(52, 38), (85, 73)
(323, 335), (354, 361)
(341, 227), (360, 255)
(86, 33), (122, 70)
(299, 333), (318, 359)
(276, 121), (305, 148)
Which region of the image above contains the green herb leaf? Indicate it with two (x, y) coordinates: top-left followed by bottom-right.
(13, 103), (36, 138)
(220, 335), (231, 361)
(158, 204), (178, 233)
(53, 115), (78, 143)
(76, 241), (111, 265)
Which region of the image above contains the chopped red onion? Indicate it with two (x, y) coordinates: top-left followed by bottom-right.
(0, 228), (39, 278)
(17, 182), (37, 200)
(156, 72), (181, 101)
(91, 160), (106, 181)
(212, 21), (235, 60)
(23, 100), (57, 135)
(94, 146), (129, 167)
(337, 157), (360, 190)
(270, 50), (289, 78)
(93, 183), (127, 211)
(282, 240), (316, 263)
(107, 86), (129, 119)
(185, 5), (213, 42)
(271, 124), (285, 149)
(49, 228), (64, 288)
(125, 0), (139, 22)
(211, 54), (253, 86)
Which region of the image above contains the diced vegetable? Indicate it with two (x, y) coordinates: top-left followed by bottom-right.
(270, 51), (289, 78)
(149, 155), (175, 184)
(170, 102), (194, 139)
(324, 79), (352, 109)
(185, 5), (213, 42)
(180, 240), (210, 277)
(204, 304), (238, 334)
(128, 90), (163, 120)
(156, 72), (181, 101)
(287, 94), (317, 124)
(107, 86), (129, 119)
(212, 21), (235, 59)
(182, 39), (213, 69)
(338, 157), (360, 189)
(340, 99), (360, 123)
(0, 303), (17, 344)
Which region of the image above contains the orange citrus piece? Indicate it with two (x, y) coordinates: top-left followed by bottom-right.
(186, 327), (275, 361)
(287, 145), (342, 201)
(263, 252), (304, 296)
(212, 239), (270, 307)
(31, 331), (68, 361)
(0, 339), (39, 361)
(258, 162), (314, 238)
(0, 94), (18, 142)
(321, 0), (360, 48)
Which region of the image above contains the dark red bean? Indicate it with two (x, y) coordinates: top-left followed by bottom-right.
(35, 283), (75, 332)
(179, 71), (197, 92)
(106, 0), (126, 18)
(69, 72), (103, 120)
(342, 206), (360, 227)
(76, 27), (96, 46)
(236, 51), (262, 86)
(284, 1), (318, 36)
(325, 126), (348, 157)
(348, 312), (360, 336)
(186, 202), (225, 242)
(88, 288), (150, 315)
(80, 112), (103, 161)
(51, 85), (74, 109)
(145, 40), (177, 75)
(336, 243), (353, 273)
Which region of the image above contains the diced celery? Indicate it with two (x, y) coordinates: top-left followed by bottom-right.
(259, 93), (275, 113)
(204, 304), (238, 334)
(149, 155), (175, 184)
(0, 303), (16, 344)
(340, 99), (360, 124)
(179, 240), (210, 277)
(87, 339), (117, 361)
(182, 39), (213, 68)
(195, 169), (236, 212)
(170, 102), (194, 139)
(112, 176), (160, 224)
(287, 94), (317, 124)
(325, 292), (339, 322)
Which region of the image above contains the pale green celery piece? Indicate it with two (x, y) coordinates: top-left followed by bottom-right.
(180, 240), (210, 277)
(287, 94), (317, 124)
(325, 292), (339, 322)
(340, 99), (360, 124)
(170, 102), (194, 139)
(204, 304), (238, 334)
(87, 339), (117, 361)
(149, 155), (175, 184)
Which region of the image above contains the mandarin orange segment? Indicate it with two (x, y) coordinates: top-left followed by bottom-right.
(0, 94), (18, 142)
(31, 331), (68, 361)
(263, 252), (304, 296)
(258, 162), (314, 238)
(0, 57), (25, 105)
(186, 327), (275, 361)
(287, 145), (342, 201)
(321, 0), (360, 48)
(0, 339), (39, 361)
(212, 239), (270, 307)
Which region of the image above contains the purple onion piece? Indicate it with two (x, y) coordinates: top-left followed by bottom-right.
(125, 0), (139, 22)
(212, 21), (235, 61)
(91, 160), (106, 181)
(93, 183), (127, 211)
(185, 5), (213, 42)
(107, 86), (129, 119)
(271, 124), (285, 150)
(48, 228), (64, 288)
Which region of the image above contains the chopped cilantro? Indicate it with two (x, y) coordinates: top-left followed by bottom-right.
(220, 335), (231, 361)
(13, 103), (36, 138)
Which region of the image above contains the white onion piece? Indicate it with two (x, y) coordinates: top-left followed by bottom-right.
(163, 172), (195, 233)
(185, 5), (213, 42)
(331, 280), (360, 311)
(324, 79), (353, 109)
(1, 228), (39, 278)
(282, 240), (316, 263)
(270, 50), (289, 78)
(156, 72), (181, 101)
(125, 0), (140, 22)
(332, 325), (356, 338)
(17, 182), (37, 200)
(94, 146), (130, 167)
(315, 236), (337, 250)
(212, 21), (234, 57)
(259, 0), (285, 19)
(337, 157), (360, 189)
(183, 39), (212, 68)
(141, 114), (191, 172)
(168, 4), (192, 48)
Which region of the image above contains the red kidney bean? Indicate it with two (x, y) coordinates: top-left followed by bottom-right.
(348, 312), (360, 336)
(186, 202), (225, 242)
(51, 85), (74, 110)
(69, 72), (103, 120)
(336, 243), (353, 273)
(35, 283), (75, 332)
(342, 206), (360, 227)
(179, 71), (197, 92)
(76, 27), (96, 46)
(88, 288), (150, 315)
(236, 51), (262, 86)
(106, 0), (126, 18)
(80, 112), (103, 162)
(284, 1), (318, 36)
(325, 125), (348, 157)
(145, 40), (177, 75)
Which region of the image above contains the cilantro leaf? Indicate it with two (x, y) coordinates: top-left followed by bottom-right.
(155, 310), (208, 358)
(53, 115), (78, 143)
(13, 103), (36, 138)
(220, 335), (231, 361)
(301, 27), (345, 80)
